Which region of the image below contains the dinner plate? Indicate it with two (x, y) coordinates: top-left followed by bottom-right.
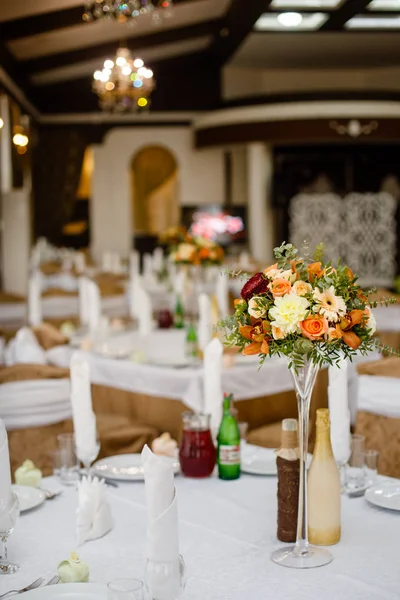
(12, 485), (46, 513)
(241, 444), (311, 476)
(365, 482), (400, 511)
(20, 583), (106, 598)
(93, 453), (180, 481)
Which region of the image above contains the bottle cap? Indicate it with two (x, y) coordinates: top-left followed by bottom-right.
(280, 419), (298, 450)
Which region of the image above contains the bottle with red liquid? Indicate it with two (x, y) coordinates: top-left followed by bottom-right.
(157, 308), (173, 329)
(179, 413), (216, 478)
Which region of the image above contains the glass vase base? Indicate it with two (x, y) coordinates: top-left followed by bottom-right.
(271, 544), (333, 569)
(0, 560), (20, 574)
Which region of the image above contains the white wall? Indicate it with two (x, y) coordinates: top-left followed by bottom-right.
(91, 126), (225, 259)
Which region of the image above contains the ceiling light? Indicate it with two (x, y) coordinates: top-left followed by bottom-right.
(255, 12), (327, 29)
(345, 14), (400, 27)
(92, 47), (155, 113)
(104, 59), (114, 69)
(271, 0), (340, 7)
(367, 0), (400, 10)
(277, 11), (303, 25)
(0, 118), (3, 129)
(82, 0), (173, 25)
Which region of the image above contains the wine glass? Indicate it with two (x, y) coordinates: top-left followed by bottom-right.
(0, 492), (20, 574)
(77, 432), (100, 477)
(145, 555), (186, 600)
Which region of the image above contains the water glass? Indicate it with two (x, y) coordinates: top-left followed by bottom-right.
(238, 422), (249, 441)
(364, 449), (380, 486)
(107, 578), (144, 599)
(57, 433), (80, 485)
(0, 492), (20, 574)
(77, 432), (101, 476)
(145, 555), (186, 600)
(345, 434), (366, 491)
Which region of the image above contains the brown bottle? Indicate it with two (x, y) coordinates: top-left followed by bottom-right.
(276, 419), (300, 543)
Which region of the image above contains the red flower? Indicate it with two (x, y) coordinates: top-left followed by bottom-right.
(241, 273), (268, 302)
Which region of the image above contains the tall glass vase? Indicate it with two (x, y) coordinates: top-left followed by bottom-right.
(271, 358), (333, 569)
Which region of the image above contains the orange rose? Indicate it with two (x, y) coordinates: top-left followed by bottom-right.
(269, 278), (292, 297)
(300, 315), (329, 340)
(342, 330), (361, 350)
(307, 262), (324, 282)
(264, 263), (278, 276)
(199, 248), (210, 260)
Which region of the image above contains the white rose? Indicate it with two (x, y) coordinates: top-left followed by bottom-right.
(177, 243), (195, 261)
(248, 296), (267, 319)
(280, 269), (297, 283)
(365, 306), (377, 335)
(265, 268), (282, 280)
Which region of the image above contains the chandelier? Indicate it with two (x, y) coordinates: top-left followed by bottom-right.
(83, 1), (173, 24)
(93, 47), (155, 112)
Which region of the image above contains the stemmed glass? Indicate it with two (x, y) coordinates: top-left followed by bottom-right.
(77, 432), (100, 477)
(145, 555), (186, 600)
(0, 492), (20, 574)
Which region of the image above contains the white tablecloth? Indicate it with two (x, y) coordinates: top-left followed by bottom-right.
(46, 330), (380, 416)
(2, 473), (400, 599)
(373, 305), (400, 332)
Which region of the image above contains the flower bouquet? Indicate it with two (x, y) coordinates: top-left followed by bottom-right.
(221, 241), (393, 569)
(170, 237), (224, 267)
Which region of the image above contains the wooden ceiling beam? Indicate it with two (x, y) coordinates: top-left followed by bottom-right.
(0, 0), (203, 41)
(320, 0), (373, 29)
(209, 0), (269, 65)
(21, 18), (224, 74)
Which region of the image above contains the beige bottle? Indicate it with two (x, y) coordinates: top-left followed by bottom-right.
(308, 408), (341, 546)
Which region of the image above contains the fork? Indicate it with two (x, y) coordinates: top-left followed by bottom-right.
(44, 575), (60, 586)
(0, 576), (44, 598)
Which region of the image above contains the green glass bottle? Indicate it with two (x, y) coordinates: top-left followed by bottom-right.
(174, 294), (184, 329)
(186, 322), (198, 360)
(217, 393), (241, 480)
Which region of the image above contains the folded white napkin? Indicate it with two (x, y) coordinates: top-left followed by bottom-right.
(78, 277), (90, 327)
(328, 358), (351, 464)
(77, 476), (113, 546)
(153, 247), (164, 273)
(0, 419), (13, 531)
(130, 251), (140, 280)
(102, 252), (113, 273)
(74, 252), (86, 274)
(238, 251), (250, 269)
(142, 445), (180, 599)
(4, 327), (47, 366)
(136, 281), (153, 336)
(110, 252), (122, 275)
(215, 271), (229, 318)
(28, 272), (42, 327)
(86, 279), (102, 333)
(198, 293), (211, 352)
(204, 338), (223, 434)
(70, 354), (98, 463)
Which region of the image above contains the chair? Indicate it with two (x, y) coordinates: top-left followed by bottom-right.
(356, 357), (400, 478)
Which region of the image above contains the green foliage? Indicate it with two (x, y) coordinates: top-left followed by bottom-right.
(313, 242), (325, 263)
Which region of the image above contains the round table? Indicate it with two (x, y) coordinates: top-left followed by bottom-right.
(2, 472), (399, 599)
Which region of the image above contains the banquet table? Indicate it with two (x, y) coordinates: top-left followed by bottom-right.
(2, 472), (400, 600)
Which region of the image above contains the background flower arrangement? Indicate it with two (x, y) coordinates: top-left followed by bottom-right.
(169, 235), (224, 266)
(221, 242), (394, 370)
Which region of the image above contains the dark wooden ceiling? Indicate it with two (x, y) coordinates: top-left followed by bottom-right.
(0, 0), (397, 116)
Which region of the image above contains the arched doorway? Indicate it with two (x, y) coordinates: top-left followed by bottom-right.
(131, 145), (179, 236)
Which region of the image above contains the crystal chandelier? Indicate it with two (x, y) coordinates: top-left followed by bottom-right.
(83, 1), (173, 24)
(93, 48), (155, 112)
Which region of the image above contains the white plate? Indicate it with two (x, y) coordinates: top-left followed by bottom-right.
(147, 357), (191, 368)
(365, 482), (400, 511)
(13, 485), (45, 513)
(241, 444), (311, 476)
(93, 453), (180, 481)
(20, 583), (106, 598)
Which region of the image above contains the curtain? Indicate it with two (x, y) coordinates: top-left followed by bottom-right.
(32, 127), (87, 245)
